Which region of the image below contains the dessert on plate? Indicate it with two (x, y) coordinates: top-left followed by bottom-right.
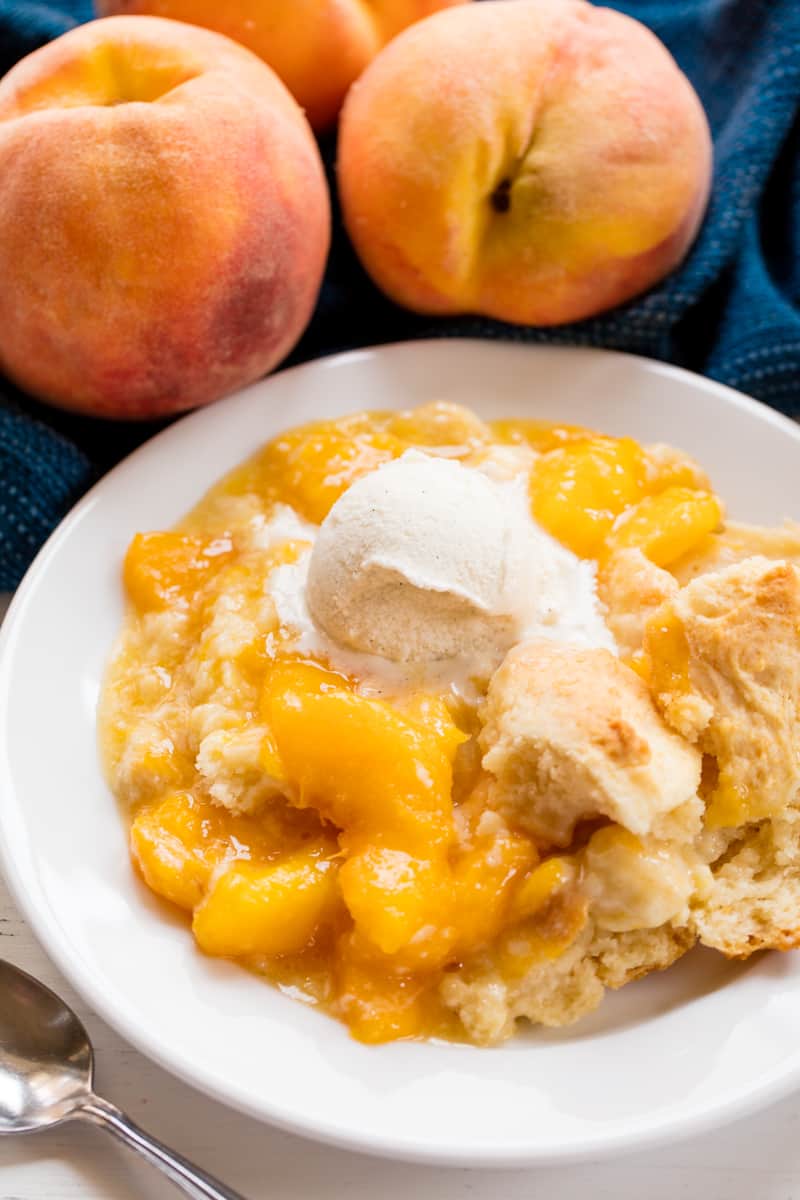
(99, 401), (800, 1044)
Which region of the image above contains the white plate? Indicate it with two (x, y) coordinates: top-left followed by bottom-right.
(2, 340), (800, 1168)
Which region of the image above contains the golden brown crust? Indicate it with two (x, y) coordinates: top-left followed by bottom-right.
(692, 815), (800, 957)
(592, 922), (696, 987)
(480, 639), (701, 846)
(440, 919), (695, 1043)
(641, 556), (800, 958)
(645, 557), (800, 827)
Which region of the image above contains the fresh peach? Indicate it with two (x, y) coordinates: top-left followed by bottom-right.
(96, 1), (469, 131)
(338, 0), (712, 326)
(0, 16), (330, 418)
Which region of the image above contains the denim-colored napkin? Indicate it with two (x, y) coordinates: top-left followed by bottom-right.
(2, 0), (799, 588)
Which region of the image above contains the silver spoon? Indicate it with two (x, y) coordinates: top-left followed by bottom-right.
(0, 959), (248, 1199)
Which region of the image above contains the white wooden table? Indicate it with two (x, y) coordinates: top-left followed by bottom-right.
(2, 594), (800, 1199)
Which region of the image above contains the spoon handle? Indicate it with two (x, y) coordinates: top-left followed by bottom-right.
(78, 1093), (248, 1200)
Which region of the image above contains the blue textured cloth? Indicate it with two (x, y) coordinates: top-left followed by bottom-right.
(2, 0), (800, 588)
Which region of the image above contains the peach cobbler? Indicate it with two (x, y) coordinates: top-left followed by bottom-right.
(99, 402), (800, 1044)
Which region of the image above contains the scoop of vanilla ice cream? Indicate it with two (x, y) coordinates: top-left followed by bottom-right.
(306, 450), (598, 664)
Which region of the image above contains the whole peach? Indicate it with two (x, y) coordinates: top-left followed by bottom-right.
(0, 17), (330, 418)
(339, 0), (712, 327)
(96, 1), (469, 131)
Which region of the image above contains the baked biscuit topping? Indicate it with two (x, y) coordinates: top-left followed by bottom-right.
(645, 557), (800, 828)
(480, 640), (701, 846)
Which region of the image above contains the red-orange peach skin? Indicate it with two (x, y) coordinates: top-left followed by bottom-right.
(95, 1), (469, 131)
(0, 16), (331, 418)
(338, 0), (712, 326)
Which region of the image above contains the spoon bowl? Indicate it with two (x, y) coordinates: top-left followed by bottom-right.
(0, 959), (93, 1133)
(0, 959), (245, 1198)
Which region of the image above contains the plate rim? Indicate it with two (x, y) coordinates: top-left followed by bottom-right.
(2, 338), (800, 1167)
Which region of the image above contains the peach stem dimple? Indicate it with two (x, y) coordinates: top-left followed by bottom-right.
(490, 178), (512, 214)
